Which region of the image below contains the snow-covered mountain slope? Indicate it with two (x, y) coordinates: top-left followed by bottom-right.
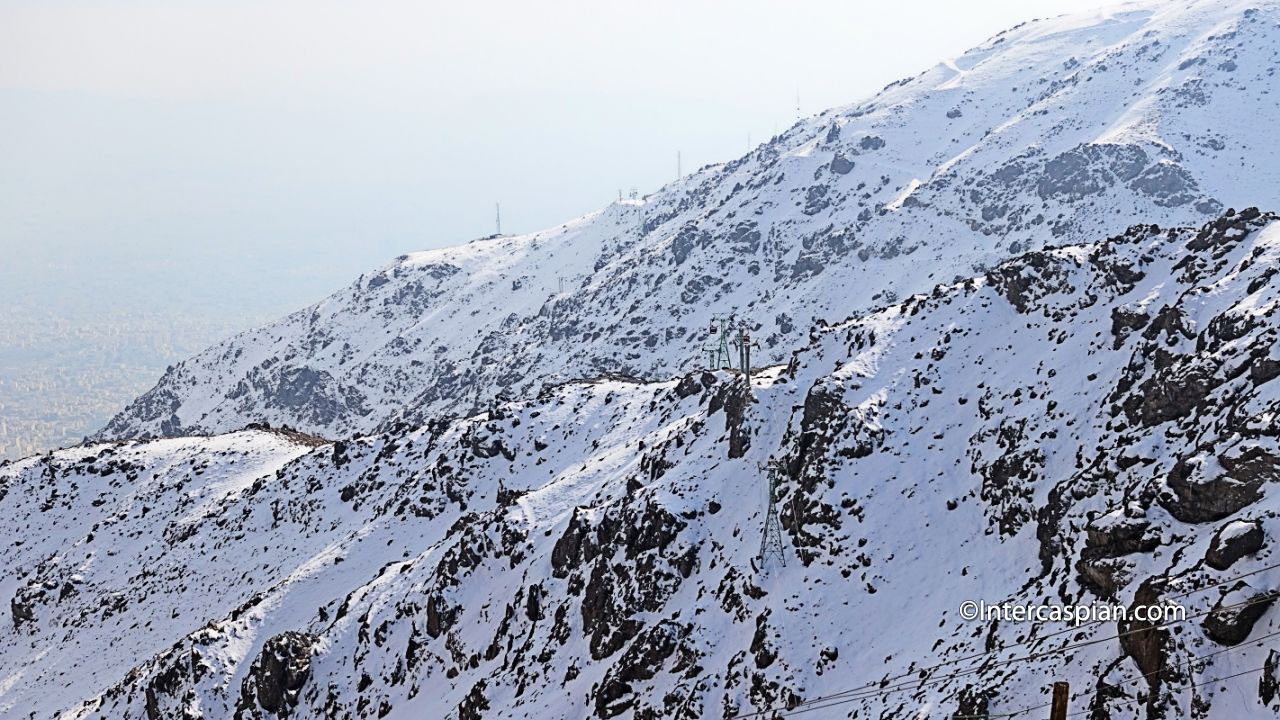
(96, 0), (1280, 442)
(9, 209), (1280, 719)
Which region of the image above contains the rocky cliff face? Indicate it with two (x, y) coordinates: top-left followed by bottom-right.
(97, 0), (1280, 443)
(6, 210), (1280, 718)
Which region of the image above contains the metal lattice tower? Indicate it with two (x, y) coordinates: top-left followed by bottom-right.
(703, 315), (735, 370)
(758, 460), (787, 570)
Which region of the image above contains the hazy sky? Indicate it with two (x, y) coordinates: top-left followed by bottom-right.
(0, 0), (1109, 315)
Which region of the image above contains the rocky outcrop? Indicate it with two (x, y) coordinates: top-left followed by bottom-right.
(1204, 520), (1264, 570)
(10, 594), (34, 630)
(1118, 578), (1172, 692)
(234, 632), (318, 719)
(1162, 447), (1277, 523)
(1076, 514), (1159, 598)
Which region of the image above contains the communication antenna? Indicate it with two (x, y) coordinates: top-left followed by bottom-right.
(795, 89), (801, 120)
(757, 459), (788, 572)
(677, 150), (682, 179)
(495, 203), (502, 235)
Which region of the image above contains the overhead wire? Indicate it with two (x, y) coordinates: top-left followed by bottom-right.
(728, 561), (1280, 720)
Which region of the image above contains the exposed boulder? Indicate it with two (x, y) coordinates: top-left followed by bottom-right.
(1202, 582), (1279, 646)
(1204, 520), (1264, 571)
(594, 621), (690, 718)
(1110, 307), (1149, 349)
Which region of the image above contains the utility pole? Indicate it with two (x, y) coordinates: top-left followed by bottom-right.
(495, 203), (502, 235)
(1049, 682), (1069, 720)
(757, 459), (787, 571)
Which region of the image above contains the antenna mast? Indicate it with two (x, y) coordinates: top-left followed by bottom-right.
(495, 203), (502, 235)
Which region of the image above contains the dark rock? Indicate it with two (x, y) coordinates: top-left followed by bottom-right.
(1082, 515), (1158, 558)
(1202, 582), (1279, 645)
(1118, 578), (1171, 692)
(234, 632), (317, 718)
(457, 680), (489, 720)
(594, 621), (687, 718)
(10, 595), (34, 629)
(1204, 520), (1264, 571)
(707, 379), (752, 459)
(1163, 448), (1278, 523)
(1110, 307), (1149, 349)
(1131, 363), (1212, 427)
(1262, 650), (1280, 706)
(1076, 556), (1133, 599)
(1251, 356), (1280, 385)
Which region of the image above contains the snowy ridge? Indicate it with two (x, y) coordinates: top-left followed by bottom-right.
(97, 0), (1280, 442)
(6, 210), (1280, 718)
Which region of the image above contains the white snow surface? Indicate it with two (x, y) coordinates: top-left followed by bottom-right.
(5, 210), (1280, 718)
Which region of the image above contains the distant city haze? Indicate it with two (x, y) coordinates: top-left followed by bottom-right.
(0, 0), (1105, 458)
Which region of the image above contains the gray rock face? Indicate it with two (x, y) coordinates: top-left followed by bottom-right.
(829, 154), (854, 175)
(1036, 143), (1149, 201)
(1129, 161), (1199, 207)
(1263, 649), (1280, 707)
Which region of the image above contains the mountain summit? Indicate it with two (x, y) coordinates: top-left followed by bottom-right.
(97, 0), (1280, 442)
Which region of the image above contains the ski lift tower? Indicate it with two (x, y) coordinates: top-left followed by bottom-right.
(756, 459), (787, 571)
(703, 314), (735, 370)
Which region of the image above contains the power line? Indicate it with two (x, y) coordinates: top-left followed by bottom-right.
(770, 562), (1280, 714)
(1033, 560), (1280, 646)
(784, 630), (1277, 720)
(1066, 664), (1271, 719)
(950, 628), (1280, 719)
(728, 576), (1280, 720)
